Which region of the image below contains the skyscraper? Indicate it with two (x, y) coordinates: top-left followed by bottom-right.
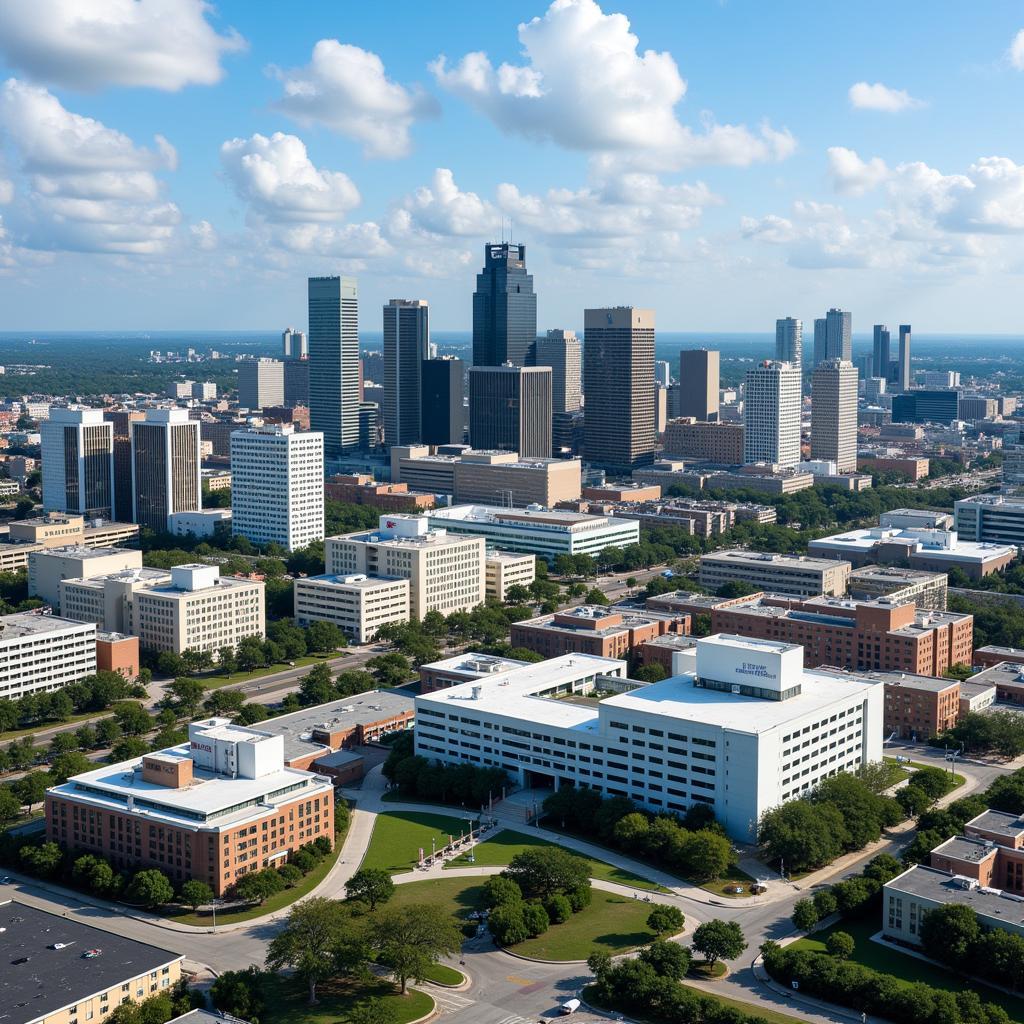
(583, 307), (656, 473)
(237, 357), (284, 410)
(468, 365), (552, 458)
(872, 325), (891, 383)
(472, 243), (537, 367)
(898, 324), (912, 392)
(421, 357), (464, 446)
(533, 329), (582, 414)
(678, 349), (720, 421)
(105, 410), (144, 523)
(309, 275), (359, 457)
(743, 361), (802, 468)
(811, 359), (859, 473)
(813, 309), (851, 367)
(775, 317), (803, 366)
(282, 327), (307, 360)
(383, 298), (429, 448)
(130, 409), (201, 532)
(812, 318), (827, 368)
(41, 407), (114, 518)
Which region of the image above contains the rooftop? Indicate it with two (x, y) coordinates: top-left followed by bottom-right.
(848, 565), (948, 583)
(966, 808), (1024, 840)
(888, 864), (1024, 925)
(33, 545), (135, 559)
(300, 573), (409, 591)
(932, 835), (998, 864)
(0, 611), (95, 639)
(701, 549), (846, 570)
(0, 899), (182, 1024)
(427, 504), (634, 533)
(647, 589), (764, 610)
(969, 661), (1024, 689)
(516, 607), (664, 637)
(817, 667), (957, 693)
(809, 526), (1013, 563)
(421, 652), (531, 676)
(64, 567), (172, 590)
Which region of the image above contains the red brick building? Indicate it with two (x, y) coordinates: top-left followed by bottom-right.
(510, 606), (688, 660)
(324, 473), (435, 512)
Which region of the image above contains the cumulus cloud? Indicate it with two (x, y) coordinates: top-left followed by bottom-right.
(827, 146), (890, 196)
(1008, 29), (1024, 70)
(272, 40), (439, 159)
(431, 0), (794, 170)
(0, 79), (180, 254)
(190, 219), (217, 251)
(391, 168), (497, 238)
(848, 81), (924, 113)
(0, 0), (244, 92)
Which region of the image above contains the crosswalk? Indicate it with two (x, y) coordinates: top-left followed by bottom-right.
(429, 990), (474, 1014)
(494, 1015), (536, 1024)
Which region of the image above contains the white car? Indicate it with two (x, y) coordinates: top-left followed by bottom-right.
(51, 942), (74, 950)
(560, 998), (581, 1015)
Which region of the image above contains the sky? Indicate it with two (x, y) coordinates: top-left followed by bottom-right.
(1, 0), (1024, 334)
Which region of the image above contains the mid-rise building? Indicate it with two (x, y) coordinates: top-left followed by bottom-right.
(46, 717), (334, 894)
(678, 349), (719, 422)
(60, 567), (173, 632)
(420, 357), (464, 446)
(959, 396), (998, 421)
(811, 359), (858, 473)
(534, 329), (582, 413)
(283, 358), (310, 407)
(309, 275), (360, 457)
(485, 551), (536, 601)
(41, 407), (114, 518)
(468, 365), (552, 458)
(857, 450), (930, 480)
(383, 298), (429, 447)
(282, 326), (308, 360)
(237, 358), (284, 410)
(419, 651), (531, 693)
(775, 317), (802, 366)
(324, 474), (435, 512)
(472, 242), (537, 368)
(415, 634), (883, 841)
(510, 605), (682, 660)
(743, 361), (801, 468)
(663, 418), (745, 464)
(0, 611), (97, 700)
(955, 494), (1024, 546)
(6, 512), (138, 549)
(892, 389), (960, 425)
(325, 514), (485, 620)
(131, 409), (201, 532)
(852, 669), (961, 740)
(699, 549), (850, 597)
(847, 565), (948, 611)
(168, 508), (232, 539)
(230, 424), (324, 551)
(293, 573), (410, 643)
(924, 370), (960, 388)
(29, 544), (143, 611)
(583, 306), (656, 473)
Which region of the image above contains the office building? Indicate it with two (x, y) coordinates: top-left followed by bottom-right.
(955, 494), (1024, 546)
(867, 670), (961, 740)
(678, 349), (719, 422)
(711, 595), (973, 676)
(283, 358), (310, 407)
(811, 360), (858, 473)
(872, 325), (891, 382)
(282, 326), (308, 359)
(383, 299), (429, 447)
(485, 551), (536, 601)
(168, 508), (232, 539)
(472, 242), (537, 367)
(0, 900), (183, 1024)
(415, 635), (883, 841)
(6, 513), (138, 550)
(41, 407), (114, 519)
(309, 275), (360, 457)
(420, 357), (464, 445)
(534, 329), (582, 413)
(848, 565), (948, 611)
(419, 651), (532, 693)
(325, 514), (485, 620)
(857, 450), (930, 480)
(60, 567), (173, 633)
(775, 317), (802, 366)
(425, 504), (640, 562)
(130, 409), (201, 532)
(237, 357), (285, 410)
(293, 573), (410, 643)
(655, 360), (671, 387)
(897, 324), (912, 392)
(743, 361), (802, 468)
(29, 544), (143, 611)
(583, 306), (656, 473)
(469, 365), (552, 458)
(892, 389), (960, 425)
(864, 377), (887, 403)
(924, 371), (961, 388)
(510, 606), (681, 660)
(816, 308), (852, 366)
(230, 424), (324, 551)
(105, 410), (145, 523)
(46, 717), (334, 895)
(0, 612), (97, 700)
(699, 549), (850, 597)
(959, 396), (998, 421)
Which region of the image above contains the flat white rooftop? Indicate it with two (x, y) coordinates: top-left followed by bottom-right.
(428, 505), (632, 533)
(0, 611), (95, 639)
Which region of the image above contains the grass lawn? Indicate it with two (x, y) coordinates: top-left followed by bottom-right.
(513, 890), (658, 961)
(361, 811), (474, 874)
(585, 984), (816, 1024)
(420, 962), (465, 986)
(262, 973), (432, 1024)
(689, 960), (728, 979)
(446, 828), (667, 892)
(386, 875), (490, 918)
(0, 708), (110, 743)
(793, 916), (1024, 1018)
(188, 653), (332, 690)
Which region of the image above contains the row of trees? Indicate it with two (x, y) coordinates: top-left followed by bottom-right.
(937, 709), (1024, 758)
(0, 569), (43, 616)
(918, 903), (1024, 992)
(383, 733), (508, 807)
(0, 669), (145, 733)
(790, 852), (906, 931)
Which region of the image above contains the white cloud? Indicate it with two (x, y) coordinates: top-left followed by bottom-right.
(827, 146), (889, 196)
(272, 40), (439, 159)
(190, 219), (217, 251)
(0, 180), (13, 204)
(0, 0), (244, 92)
(1008, 29), (1024, 70)
(431, 0), (794, 170)
(848, 81), (924, 113)
(0, 79), (180, 254)
(392, 168), (497, 238)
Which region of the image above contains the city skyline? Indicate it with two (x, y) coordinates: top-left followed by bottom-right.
(1, 1), (1024, 331)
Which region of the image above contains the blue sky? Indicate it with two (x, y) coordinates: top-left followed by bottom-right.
(1, 0), (1023, 333)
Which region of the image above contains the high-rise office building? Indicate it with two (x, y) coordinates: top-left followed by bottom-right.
(105, 410), (144, 523)
(421, 357), (464, 446)
(533, 329), (582, 414)
(468, 365), (552, 458)
(230, 424), (325, 551)
(678, 349), (720, 421)
(583, 307), (656, 473)
(130, 409), (201, 532)
(472, 243), (537, 367)
(237, 357), (285, 410)
(813, 308), (851, 367)
(898, 324), (912, 392)
(282, 327), (308, 360)
(283, 359), (310, 407)
(811, 359), (859, 473)
(41, 408), (114, 519)
(309, 276), (360, 457)
(812, 317), (827, 368)
(872, 325), (891, 383)
(743, 361), (802, 468)
(383, 299), (429, 448)
(775, 317), (803, 366)
(655, 360), (671, 387)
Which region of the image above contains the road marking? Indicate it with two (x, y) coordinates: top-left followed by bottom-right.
(431, 991), (474, 1013)
(505, 974), (538, 986)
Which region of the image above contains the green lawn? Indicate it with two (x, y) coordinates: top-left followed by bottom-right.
(361, 811), (474, 874)
(447, 827), (667, 891)
(386, 875), (490, 918)
(513, 890), (658, 960)
(0, 708), (111, 743)
(585, 984), (811, 1024)
(420, 962), (465, 986)
(262, 974), (432, 1024)
(189, 653), (333, 690)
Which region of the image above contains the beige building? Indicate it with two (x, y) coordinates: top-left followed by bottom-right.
(699, 549), (851, 598)
(486, 551), (537, 601)
(29, 545), (143, 611)
(0, 612), (97, 700)
(0, 515), (139, 573)
(662, 418), (745, 464)
(325, 514), (485, 620)
(293, 573), (410, 643)
(811, 359), (858, 473)
(59, 567), (174, 631)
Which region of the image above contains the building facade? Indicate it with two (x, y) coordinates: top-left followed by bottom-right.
(468, 365), (552, 458)
(383, 298), (429, 448)
(41, 407), (114, 518)
(678, 349), (720, 422)
(293, 573), (410, 643)
(485, 551), (537, 601)
(510, 606), (680, 660)
(237, 358), (285, 410)
(775, 317), (802, 366)
(472, 242), (537, 368)
(29, 544), (143, 611)
(743, 361), (801, 468)
(663, 418), (744, 464)
(699, 549), (850, 597)
(0, 612), (97, 700)
(131, 409), (201, 533)
(811, 359), (858, 473)
(533, 329), (582, 413)
(420, 357), (464, 446)
(309, 275), (360, 457)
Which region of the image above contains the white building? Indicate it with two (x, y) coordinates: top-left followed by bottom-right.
(424, 504), (640, 563)
(955, 494), (1024, 546)
(743, 361), (802, 468)
(486, 551), (537, 601)
(0, 612), (97, 700)
(168, 508), (232, 539)
(230, 424), (324, 551)
(60, 567), (173, 632)
(811, 359), (858, 473)
(415, 634), (883, 841)
(237, 357), (284, 411)
(293, 573), (410, 643)
(29, 544), (144, 612)
(40, 407), (114, 518)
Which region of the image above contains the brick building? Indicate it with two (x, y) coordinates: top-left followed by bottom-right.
(323, 473), (435, 512)
(975, 645), (1024, 669)
(880, 672), (960, 739)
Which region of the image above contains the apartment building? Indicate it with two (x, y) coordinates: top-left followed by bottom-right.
(825, 669), (961, 739)
(699, 550), (851, 598)
(29, 545), (143, 611)
(59, 567), (173, 632)
(324, 474), (435, 512)
(510, 606), (682, 660)
(485, 551), (536, 601)
(46, 718), (334, 895)
(0, 612), (97, 700)
(293, 573), (410, 643)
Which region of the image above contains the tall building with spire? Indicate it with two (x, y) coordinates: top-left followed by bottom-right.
(309, 276), (359, 457)
(471, 243), (537, 368)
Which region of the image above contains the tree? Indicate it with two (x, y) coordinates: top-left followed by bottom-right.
(369, 904), (462, 995)
(791, 898), (819, 932)
(691, 919), (746, 967)
(502, 847), (590, 899)
(164, 678), (207, 718)
(110, 737), (149, 761)
(156, 651), (187, 678)
(345, 867), (395, 910)
(522, 902), (549, 937)
(179, 880), (213, 911)
(544, 893), (572, 924)
(306, 620), (346, 654)
(646, 904), (684, 936)
(266, 898), (364, 1005)
(49, 751), (93, 784)
(639, 938), (690, 980)
(114, 701), (152, 735)
(15, 771), (48, 811)
(897, 785), (932, 817)
(758, 800), (848, 873)
(349, 1001), (399, 1024)
(234, 868), (285, 905)
(483, 875), (523, 908)
(203, 688), (246, 717)
(919, 903), (980, 967)
(584, 588), (609, 606)
(73, 855), (115, 896)
(678, 829), (732, 882)
(125, 869), (175, 908)
(20, 841), (63, 877)
(826, 931), (855, 960)
(0, 787), (22, 826)
(210, 966), (267, 1023)
(237, 636), (266, 672)
(367, 652), (413, 688)
(488, 901), (529, 946)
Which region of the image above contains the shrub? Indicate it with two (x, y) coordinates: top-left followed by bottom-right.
(489, 902), (529, 946)
(483, 875), (523, 908)
(522, 901), (550, 938)
(544, 893), (572, 924)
